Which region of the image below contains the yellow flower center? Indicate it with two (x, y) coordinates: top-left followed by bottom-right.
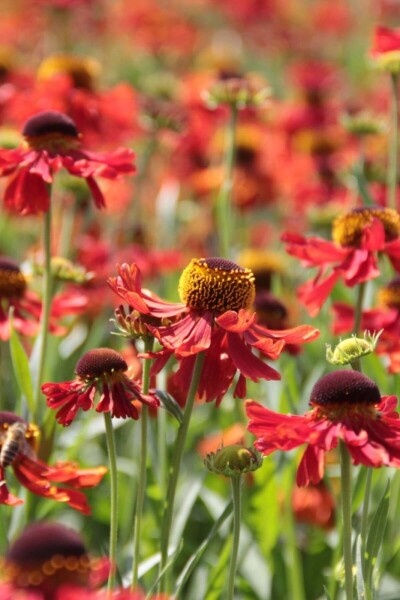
(37, 54), (101, 90)
(0, 259), (27, 299)
(332, 207), (400, 247)
(178, 257), (255, 314)
(378, 276), (400, 308)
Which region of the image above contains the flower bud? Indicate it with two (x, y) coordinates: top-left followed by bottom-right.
(204, 444), (262, 477)
(326, 331), (381, 365)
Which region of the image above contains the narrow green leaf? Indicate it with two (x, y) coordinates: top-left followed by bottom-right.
(355, 535), (367, 600)
(175, 501), (233, 597)
(364, 479), (391, 592)
(9, 308), (34, 417)
(323, 586), (332, 600)
(156, 389), (183, 424)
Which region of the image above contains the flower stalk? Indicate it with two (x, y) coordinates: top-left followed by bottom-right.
(159, 351), (205, 592)
(132, 336), (154, 589)
(104, 412), (119, 593)
(340, 441), (354, 600)
(227, 474), (242, 600)
(33, 201), (53, 424)
(216, 105), (237, 258)
(388, 73), (399, 210)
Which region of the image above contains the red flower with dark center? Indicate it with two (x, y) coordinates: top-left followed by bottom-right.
(282, 207), (400, 316)
(0, 412), (106, 512)
(42, 347), (159, 426)
(108, 260), (319, 404)
(0, 110), (135, 214)
(0, 256), (87, 341)
(246, 370), (400, 486)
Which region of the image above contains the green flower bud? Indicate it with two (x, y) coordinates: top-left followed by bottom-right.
(204, 444), (262, 477)
(326, 331), (382, 366)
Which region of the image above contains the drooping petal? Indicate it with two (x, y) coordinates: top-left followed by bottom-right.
(296, 445), (325, 486)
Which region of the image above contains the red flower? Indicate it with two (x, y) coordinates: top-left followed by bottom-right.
(0, 256), (87, 341)
(0, 110), (135, 214)
(246, 370), (400, 486)
(282, 207), (400, 316)
(109, 260), (319, 404)
(0, 412), (106, 512)
(42, 348), (159, 426)
(371, 25), (400, 57)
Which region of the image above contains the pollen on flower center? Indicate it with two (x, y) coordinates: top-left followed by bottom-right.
(75, 348), (128, 380)
(178, 257), (255, 314)
(310, 370), (380, 418)
(22, 111), (80, 151)
(379, 275), (400, 308)
(332, 207), (400, 247)
(0, 258), (27, 298)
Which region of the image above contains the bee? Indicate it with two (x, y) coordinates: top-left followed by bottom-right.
(0, 421), (30, 468)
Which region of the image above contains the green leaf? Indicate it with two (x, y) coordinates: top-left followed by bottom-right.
(156, 389), (183, 424)
(355, 535), (367, 600)
(9, 308), (34, 417)
(364, 479), (391, 592)
(174, 501), (233, 597)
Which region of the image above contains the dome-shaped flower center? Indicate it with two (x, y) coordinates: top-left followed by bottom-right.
(254, 292), (287, 328)
(332, 207), (400, 248)
(5, 522), (90, 591)
(75, 348), (128, 380)
(0, 258), (27, 298)
(310, 371), (380, 419)
(178, 257), (255, 314)
(23, 111), (80, 152)
(38, 54), (100, 91)
(379, 275), (400, 308)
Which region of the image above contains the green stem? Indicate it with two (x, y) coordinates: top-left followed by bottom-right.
(132, 337), (154, 589)
(353, 282), (366, 336)
(227, 475), (242, 600)
(104, 412), (119, 593)
(387, 73), (399, 211)
(33, 205), (53, 424)
(360, 468), (373, 551)
(340, 441), (354, 600)
(159, 351), (205, 592)
(216, 104), (238, 258)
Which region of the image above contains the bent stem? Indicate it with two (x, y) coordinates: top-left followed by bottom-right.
(104, 412), (119, 593)
(33, 205), (53, 423)
(227, 475), (242, 600)
(132, 337), (154, 589)
(216, 104), (238, 258)
(159, 351), (205, 592)
(387, 73), (399, 211)
(340, 441), (354, 600)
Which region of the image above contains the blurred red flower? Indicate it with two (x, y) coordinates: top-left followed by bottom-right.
(0, 110), (135, 214)
(0, 412), (106, 512)
(282, 207), (400, 316)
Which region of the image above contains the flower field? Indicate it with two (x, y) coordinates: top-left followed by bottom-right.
(1, 1), (400, 599)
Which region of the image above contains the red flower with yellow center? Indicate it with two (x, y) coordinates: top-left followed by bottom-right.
(108, 260), (319, 404)
(282, 206), (400, 316)
(0, 110), (135, 214)
(0, 256), (87, 341)
(0, 412), (106, 512)
(370, 25), (400, 72)
(42, 347), (159, 426)
(246, 370), (400, 486)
